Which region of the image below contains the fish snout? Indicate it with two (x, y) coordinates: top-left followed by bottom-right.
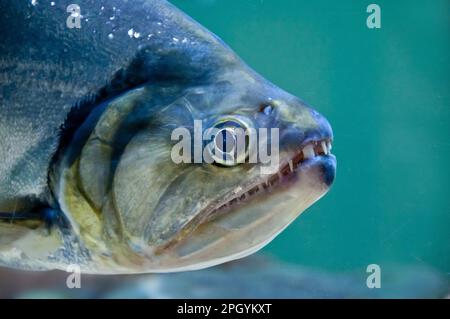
(278, 105), (336, 187)
(306, 108), (334, 144)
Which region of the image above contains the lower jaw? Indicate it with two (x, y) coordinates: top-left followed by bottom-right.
(137, 155), (336, 273)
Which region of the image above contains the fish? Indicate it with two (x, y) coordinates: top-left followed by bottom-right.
(0, 0), (336, 273)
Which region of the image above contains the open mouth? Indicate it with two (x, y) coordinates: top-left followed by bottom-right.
(206, 138), (333, 219)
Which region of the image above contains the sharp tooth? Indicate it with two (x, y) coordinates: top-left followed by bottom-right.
(327, 141), (332, 152)
(288, 160), (294, 172)
(321, 141), (328, 155)
(303, 144), (315, 159)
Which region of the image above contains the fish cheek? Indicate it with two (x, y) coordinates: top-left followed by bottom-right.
(143, 165), (254, 252)
(112, 129), (190, 248)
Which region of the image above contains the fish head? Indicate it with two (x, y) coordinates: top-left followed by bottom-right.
(51, 1), (336, 273)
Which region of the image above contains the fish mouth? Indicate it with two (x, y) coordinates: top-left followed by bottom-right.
(156, 138), (335, 256)
(205, 138), (334, 220)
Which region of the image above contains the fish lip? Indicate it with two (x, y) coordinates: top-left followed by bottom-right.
(299, 153), (337, 186)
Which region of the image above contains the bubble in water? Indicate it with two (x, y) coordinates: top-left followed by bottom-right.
(108, 33), (114, 40)
(51, 1), (55, 6)
(128, 28), (134, 38)
(31, 0), (37, 6)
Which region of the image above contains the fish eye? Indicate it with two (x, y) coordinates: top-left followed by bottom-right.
(206, 117), (252, 166)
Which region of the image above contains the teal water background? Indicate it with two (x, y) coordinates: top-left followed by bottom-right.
(171, 0), (450, 274)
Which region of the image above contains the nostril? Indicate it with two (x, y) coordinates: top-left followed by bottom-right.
(309, 109), (320, 117)
(259, 104), (274, 115)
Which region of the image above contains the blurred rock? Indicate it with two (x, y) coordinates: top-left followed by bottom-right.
(0, 256), (448, 298)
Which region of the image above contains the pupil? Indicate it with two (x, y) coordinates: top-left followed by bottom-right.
(215, 129), (236, 157)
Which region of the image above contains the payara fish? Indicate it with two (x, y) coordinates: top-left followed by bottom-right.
(0, 0), (336, 273)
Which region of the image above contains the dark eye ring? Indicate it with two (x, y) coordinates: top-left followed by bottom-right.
(260, 104), (274, 115)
